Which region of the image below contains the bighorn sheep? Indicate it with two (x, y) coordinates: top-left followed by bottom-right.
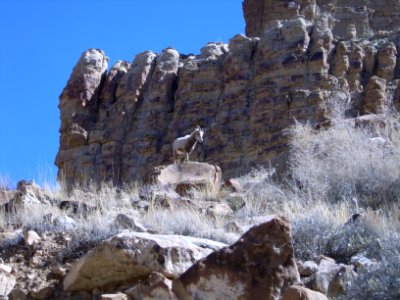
(173, 125), (204, 163)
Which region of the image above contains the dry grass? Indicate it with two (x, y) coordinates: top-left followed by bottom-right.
(231, 98), (400, 297)
(186, 184), (221, 202)
(0, 174), (12, 190)
(142, 206), (237, 244)
(289, 111), (400, 207)
(3, 96), (400, 298)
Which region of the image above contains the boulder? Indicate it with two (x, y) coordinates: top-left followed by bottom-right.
(297, 261), (319, 277)
(0, 269), (16, 296)
(63, 231), (226, 291)
(5, 180), (51, 212)
(173, 216), (300, 300)
(145, 162), (222, 197)
(282, 286), (328, 300)
(311, 256), (354, 297)
(124, 272), (178, 300)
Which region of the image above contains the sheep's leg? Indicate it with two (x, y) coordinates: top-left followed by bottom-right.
(175, 152), (183, 164)
(186, 153), (189, 162)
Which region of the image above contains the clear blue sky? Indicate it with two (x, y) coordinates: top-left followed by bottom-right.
(0, 0), (245, 188)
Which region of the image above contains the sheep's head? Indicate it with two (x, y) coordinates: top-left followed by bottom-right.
(194, 126), (204, 144)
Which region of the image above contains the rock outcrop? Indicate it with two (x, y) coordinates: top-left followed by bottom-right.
(145, 162), (222, 196)
(56, 0), (400, 187)
(3, 180), (51, 212)
(173, 216), (300, 300)
(63, 231), (227, 292)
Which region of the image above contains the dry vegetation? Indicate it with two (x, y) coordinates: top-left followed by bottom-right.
(1, 100), (400, 299)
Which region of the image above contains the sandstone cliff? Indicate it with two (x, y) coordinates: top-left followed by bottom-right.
(56, 0), (400, 187)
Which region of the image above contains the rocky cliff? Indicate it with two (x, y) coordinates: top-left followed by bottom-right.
(56, 0), (400, 187)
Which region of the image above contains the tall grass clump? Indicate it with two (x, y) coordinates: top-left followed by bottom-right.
(289, 95), (400, 208)
(235, 166), (287, 219)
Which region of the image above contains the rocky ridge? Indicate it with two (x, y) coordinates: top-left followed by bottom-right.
(56, 0), (400, 187)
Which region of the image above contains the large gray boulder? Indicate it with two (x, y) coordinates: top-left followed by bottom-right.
(63, 231), (227, 291)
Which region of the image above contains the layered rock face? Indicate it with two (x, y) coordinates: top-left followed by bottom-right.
(56, 0), (400, 187)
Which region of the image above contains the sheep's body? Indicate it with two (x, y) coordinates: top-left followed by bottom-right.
(173, 126), (204, 163)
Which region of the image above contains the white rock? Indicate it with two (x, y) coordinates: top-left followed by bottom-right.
(23, 230), (40, 246)
(0, 269), (16, 296)
(64, 231), (226, 291)
(0, 265), (11, 274)
(53, 215), (78, 230)
(101, 293), (129, 300)
(312, 256), (354, 297)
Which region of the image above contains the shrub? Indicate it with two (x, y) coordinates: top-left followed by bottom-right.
(289, 111), (400, 208)
(291, 204), (390, 263)
(342, 234), (400, 300)
(291, 209), (339, 261)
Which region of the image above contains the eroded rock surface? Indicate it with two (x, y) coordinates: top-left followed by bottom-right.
(145, 162), (222, 196)
(56, 0), (400, 187)
(63, 231), (227, 292)
(173, 216), (300, 300)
